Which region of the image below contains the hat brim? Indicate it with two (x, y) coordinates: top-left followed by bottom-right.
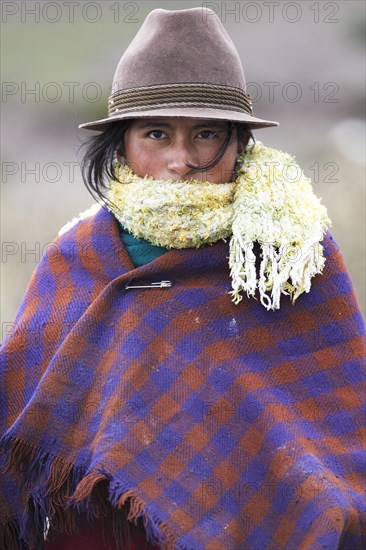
(78, 107), (279, 131)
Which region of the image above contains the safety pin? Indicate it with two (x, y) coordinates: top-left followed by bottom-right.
(125, 280), (172, 290)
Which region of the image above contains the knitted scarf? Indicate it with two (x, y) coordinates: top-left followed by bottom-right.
(0, 205), (365, 550)
(107, 141), (331, 310)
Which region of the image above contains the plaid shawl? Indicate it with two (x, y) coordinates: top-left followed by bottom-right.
(1, 206), (365, 550)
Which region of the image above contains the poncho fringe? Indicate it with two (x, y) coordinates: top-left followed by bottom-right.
(0, 435), (176, 550)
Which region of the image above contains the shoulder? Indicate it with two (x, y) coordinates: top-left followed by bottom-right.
(57, 203), (103, 236)
(50, 203), (119, 258)
(31, 204), (123, 282)
(322, 230), (340, 258)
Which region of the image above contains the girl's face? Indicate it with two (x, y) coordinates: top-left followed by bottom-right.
(117, 117), (246, 184)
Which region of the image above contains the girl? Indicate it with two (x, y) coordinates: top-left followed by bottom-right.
(1, 7), (365, 550)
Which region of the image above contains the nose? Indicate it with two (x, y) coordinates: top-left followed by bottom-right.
(166, 140), (200, 180)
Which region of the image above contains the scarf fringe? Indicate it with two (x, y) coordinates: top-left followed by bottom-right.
(229, 237), (326, 310)
(0, 435), (177, 550)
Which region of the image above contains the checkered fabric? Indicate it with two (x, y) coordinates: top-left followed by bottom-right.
(1, 206), (365, 550)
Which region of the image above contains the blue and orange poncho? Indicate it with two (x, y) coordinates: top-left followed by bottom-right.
(0, 206), (365, 549)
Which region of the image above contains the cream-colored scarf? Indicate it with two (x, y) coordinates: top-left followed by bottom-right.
(106, 141), (331, 310)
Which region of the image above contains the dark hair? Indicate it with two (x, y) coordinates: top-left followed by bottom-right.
(79, 120), (255, 204)
(79, 121), (129, 204)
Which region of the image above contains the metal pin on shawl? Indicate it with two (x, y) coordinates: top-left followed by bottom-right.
(125, 281), (172, 290)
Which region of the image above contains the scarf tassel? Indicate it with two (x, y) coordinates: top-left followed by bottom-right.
(229, 236), (326, 311)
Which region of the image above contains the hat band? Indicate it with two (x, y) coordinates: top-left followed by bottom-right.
(108, 84), (253, 117)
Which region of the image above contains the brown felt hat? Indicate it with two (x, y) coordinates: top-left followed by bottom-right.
(79, 7), (279, 131)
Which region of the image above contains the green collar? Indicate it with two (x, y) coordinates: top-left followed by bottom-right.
(119, 224), (167, 267)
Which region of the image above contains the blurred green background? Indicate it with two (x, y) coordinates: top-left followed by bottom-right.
(1, 0), (365, 331)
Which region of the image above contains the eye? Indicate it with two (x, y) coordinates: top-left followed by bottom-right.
(197, 129), (219, 140)
(146, 130), (166, 139)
